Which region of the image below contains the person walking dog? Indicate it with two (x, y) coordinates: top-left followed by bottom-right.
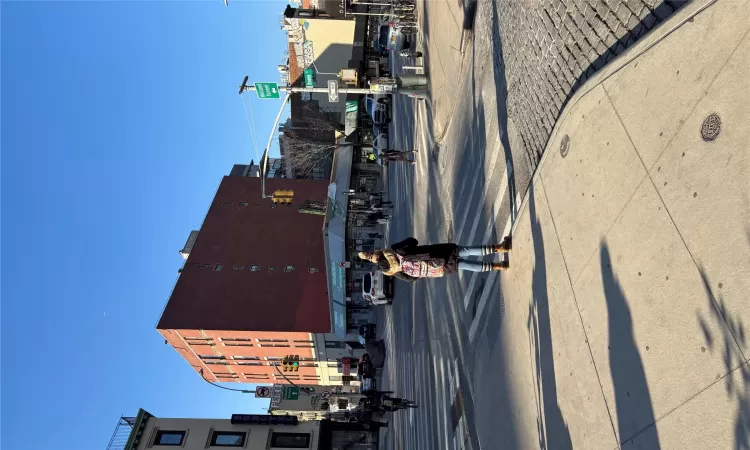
(358, 236), (511, 282)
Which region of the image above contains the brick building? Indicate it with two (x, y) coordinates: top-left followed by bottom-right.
(157, 172), (332, 384)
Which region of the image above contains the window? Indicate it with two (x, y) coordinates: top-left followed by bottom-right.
(232, 356), (259, 360)
(295, 344), (314, 348)
(250, 265), (260, 272)
(221, 338), (253, 342)
(325, 341), (345, 349)
(270, 432), (310, 448)
(210, 431), (246, 447)
(265, 356), (282, 361)
(214, 264), (223, 271)
(308, 268), (319, 273)
(284, 265), (295, 272)
(293, 340), (313, 343)
(222, 342), (253, 347)
(200, 355), (225, 360)
(154, 430), (185, 446)
(236, 361), (262, 366)
(257, 339), (288, 343)
(239, 202), (249, 207)
(196, 264), (210, 269)
(233, 265), (245, 270)
(222, 202), (233, 207)
(259, 344), (290, 347)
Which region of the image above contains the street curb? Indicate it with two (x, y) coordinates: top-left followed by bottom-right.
(509, 0), (719, 237)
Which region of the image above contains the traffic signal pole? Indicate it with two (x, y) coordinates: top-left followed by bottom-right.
(239, 75), (428, 200)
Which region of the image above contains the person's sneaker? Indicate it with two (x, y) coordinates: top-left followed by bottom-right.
(492, 261), (510, 271)
(494, 236), (512, 253)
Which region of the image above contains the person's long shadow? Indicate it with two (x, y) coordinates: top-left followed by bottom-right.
(489, 0), (518, 222)
(600, 244), (661, 448)
(527, 185), (572, 450)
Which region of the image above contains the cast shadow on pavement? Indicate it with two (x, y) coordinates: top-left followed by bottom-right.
(489, 0), (519, 222)
(527, 185), (573, 450)
(600, 244), (660, 448)
(696, 268), (749, 450)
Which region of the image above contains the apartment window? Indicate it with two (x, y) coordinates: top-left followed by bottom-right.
(154, 430), (185, 446)
(236, 361), (262, 366)
(265, 356), (282, 361)
(270, 432), (311, 448)
(203, 361), (228, 365)
(210, 431), (246, 447)
(308, 268), (319, 273)
(200, 355), (225, 360)
(222, 202), (233, 207)
(232, 356), (259, 360)
(214, 264), (223, 271)
(259, 344), (290, 348)
(239, 202), (249, 207)
(222, 342), (253, 347)
(284, 265), (295, 272)
(257, 339), (288, 343)
(293, 340), (313, 343)
(221, 338), (253, 342)
(325, 341), (345, 349)
(301, 363), (318, 367)
(295, 344), (314, 348)
(233, 265), (245, 270)
(196, 264), (211, 269)
(250, 265), (260, 272)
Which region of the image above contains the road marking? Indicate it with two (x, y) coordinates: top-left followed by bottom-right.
(468, 208), (516, 342)
(464, 137), (503, 246)
(461, 138), (509, 309)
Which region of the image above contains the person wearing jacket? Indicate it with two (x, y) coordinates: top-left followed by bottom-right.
(357, 236), (511, 282)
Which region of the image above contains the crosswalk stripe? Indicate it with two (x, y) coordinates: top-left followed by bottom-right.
(461, 136), (509, 309)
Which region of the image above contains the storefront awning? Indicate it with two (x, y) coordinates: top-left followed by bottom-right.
(323, 144), (353, 337)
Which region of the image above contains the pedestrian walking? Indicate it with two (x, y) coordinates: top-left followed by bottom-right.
(358, 236), (511, 282)
(378, 149), (418, 163)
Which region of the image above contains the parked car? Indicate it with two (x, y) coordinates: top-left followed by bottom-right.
(362, 271), (392, 305)
(365, 95), (390, 125)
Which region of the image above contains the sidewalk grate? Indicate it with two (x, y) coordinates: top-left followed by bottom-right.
(701, 113), (721, 141)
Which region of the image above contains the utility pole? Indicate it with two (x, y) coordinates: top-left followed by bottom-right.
(239, 74), (428, 201)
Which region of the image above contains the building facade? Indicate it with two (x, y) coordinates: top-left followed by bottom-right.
(159, 167), (372, 386)
(105, 409), (379, 450)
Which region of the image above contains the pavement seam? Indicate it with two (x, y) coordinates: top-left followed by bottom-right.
(510, 0), (721, 239)
(620, 360), (750, 446)
(537, 176), (621, 448)
(602, 28), (750, 363)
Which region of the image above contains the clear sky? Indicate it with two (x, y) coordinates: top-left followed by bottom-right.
(1, 2), (293, 449)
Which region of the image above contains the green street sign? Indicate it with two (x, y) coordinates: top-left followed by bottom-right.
(283, 386), (300, 400)
(303, 68), (316, 87)
(255, 82), (280, 99)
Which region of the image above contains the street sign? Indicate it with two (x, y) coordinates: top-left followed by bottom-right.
(255, 82), (280, 99)
(283, 386), (300, 400)
(327, 80), (340, 102)
(255, 386), (271, 398)
(303, 68), (316, 87)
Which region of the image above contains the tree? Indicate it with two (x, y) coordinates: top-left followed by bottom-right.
(279, 101), (354, 179)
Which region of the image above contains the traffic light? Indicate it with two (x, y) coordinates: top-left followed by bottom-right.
(281, 355), (291, 371)
(272, 190), (294, 206)
(291, 355), (300, 372)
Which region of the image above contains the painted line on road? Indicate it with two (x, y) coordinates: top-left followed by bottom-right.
(462, 137), (509, 309)
(468, 195), (519, 342)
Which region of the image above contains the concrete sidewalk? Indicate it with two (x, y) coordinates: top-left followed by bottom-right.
(493, 0), (750, 448)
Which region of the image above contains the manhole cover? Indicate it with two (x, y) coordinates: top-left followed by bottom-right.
(701, 113), (721, 141)
(560, 134), (570, 158)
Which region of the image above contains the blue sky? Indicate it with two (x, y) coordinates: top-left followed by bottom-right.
(1, 2), (292, 449)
